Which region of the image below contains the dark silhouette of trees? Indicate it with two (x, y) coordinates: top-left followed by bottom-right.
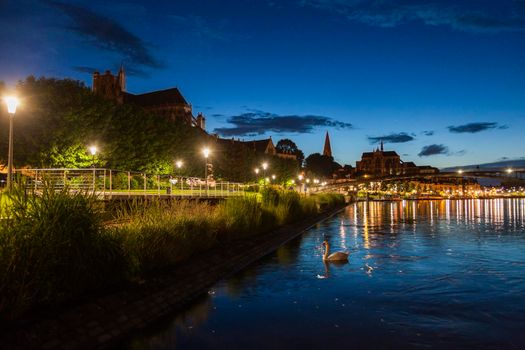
(304, 153), (341, 178)
(276, 138), (304, 165)
(0, 77), (299, 182)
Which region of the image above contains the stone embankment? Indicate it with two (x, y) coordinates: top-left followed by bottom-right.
(2, 205), (347, 350)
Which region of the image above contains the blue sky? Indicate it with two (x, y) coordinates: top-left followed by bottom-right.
(1, 0), (524, 168)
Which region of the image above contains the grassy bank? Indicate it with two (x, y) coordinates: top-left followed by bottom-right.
(0, 186), (344, 320)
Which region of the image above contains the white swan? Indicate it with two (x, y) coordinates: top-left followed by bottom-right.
(322, 240), (349, 261)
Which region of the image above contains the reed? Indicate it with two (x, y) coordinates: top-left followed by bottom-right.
(0, 186), (127, 319)
(0, 184), (344, 319)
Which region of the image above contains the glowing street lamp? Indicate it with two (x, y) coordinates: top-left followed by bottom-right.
(89, 145), (97, 167)
(271, 174), (276, 180)
(203, 148), (211, 193)
(506, 168), (513, 174)
(3, 96), (19, 190)
(298, 174), (304, 181)
(458, 169), (463, 174)
(254, 168), (260, 174)
(176, 160), (183, 169)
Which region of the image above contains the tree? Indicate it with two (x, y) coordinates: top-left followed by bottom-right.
(304, 153), (341, 178)
(0, 76), (299, 182)
(276, 138), (304, 165)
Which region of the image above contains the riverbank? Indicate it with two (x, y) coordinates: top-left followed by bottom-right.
(1, 203), (346, 350)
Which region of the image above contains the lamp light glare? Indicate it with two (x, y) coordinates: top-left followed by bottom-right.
(4, 96), (19, 114)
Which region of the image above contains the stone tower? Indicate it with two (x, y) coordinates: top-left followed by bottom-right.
(92, 67), (125, 104)
(323, 131), (332, 158)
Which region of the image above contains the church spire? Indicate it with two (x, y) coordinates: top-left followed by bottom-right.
(380, 139), (384, 151)
(323, 131), (332, 158)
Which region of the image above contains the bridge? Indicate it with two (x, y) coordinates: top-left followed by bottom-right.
(311, 168), (525, 194)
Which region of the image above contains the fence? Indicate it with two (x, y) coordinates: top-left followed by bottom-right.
(19, 168), (245, 198)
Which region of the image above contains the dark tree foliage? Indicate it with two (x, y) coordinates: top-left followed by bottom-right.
(276, 138), (304, 165)
(0, 77), (298, 181)
(304, 152), (341, 178)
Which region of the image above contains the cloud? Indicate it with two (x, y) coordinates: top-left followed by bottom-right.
(418, 144), (450, 157)
(447, 122), (505, 133)
(72, 65), (149, 77)
(213, 110), (353, 136)
(368, 132), (415, 144)
(421, 130), (434, 136)
(300, 0), (525, 32)
(48, 1), (161, 68)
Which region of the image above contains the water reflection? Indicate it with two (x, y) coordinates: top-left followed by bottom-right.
(125, 199), (525, 350)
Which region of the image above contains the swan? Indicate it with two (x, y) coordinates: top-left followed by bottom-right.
(322, 240), (349, 261)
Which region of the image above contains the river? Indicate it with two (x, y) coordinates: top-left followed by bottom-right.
(124, 199), (525, 350)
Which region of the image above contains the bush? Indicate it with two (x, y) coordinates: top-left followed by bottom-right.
(0, 186), (128, 319)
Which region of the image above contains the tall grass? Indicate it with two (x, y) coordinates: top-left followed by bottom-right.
(110, 200), (218, 274)
(0, 185), (344, 319)
(0, 186), (128, 319)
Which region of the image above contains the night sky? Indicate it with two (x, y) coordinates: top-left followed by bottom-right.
(1, 0), (524, 168)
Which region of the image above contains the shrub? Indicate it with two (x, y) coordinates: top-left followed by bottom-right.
(0, 186), (128, 319)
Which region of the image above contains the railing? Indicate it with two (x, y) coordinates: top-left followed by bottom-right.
(19, 168), (245, 198)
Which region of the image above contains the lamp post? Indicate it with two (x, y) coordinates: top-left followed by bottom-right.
(254, 168), (260, 183)
(203, 148), (210, 195)
(298, 174), (304, 194)
(261, 162), (269, 186)
(262, 161), (268, 178)
(88, 146), (97, 192)
(89, 145), (97, 167)
(4, 96), (18, 190)
(172, 160), (183, 194)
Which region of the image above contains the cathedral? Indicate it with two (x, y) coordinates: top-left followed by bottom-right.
(92, 67), (205, 130)
(356, 141), (438, 176)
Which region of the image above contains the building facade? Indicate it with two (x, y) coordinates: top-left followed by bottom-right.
(356, 141), (438, 176)
(92, 67), (205, 129)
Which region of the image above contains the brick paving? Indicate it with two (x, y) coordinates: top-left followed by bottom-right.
(1, 206), (345, 350)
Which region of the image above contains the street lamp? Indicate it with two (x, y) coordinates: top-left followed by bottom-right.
(506, 168), (513, 174)
(175, 160), (184, 192)
(458, 169), (463, 174)
(89, 145), (97, 167)
(203, 148), (210, 194)
(261, 162), (269, 185)
(4, 96), (19, 190)
(271, 174), (276, 180)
